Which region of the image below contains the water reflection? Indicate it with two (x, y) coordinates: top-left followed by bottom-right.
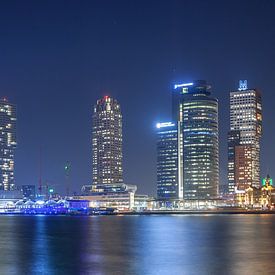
(83, 216), (138, 274)
(0, 215), (274, 274)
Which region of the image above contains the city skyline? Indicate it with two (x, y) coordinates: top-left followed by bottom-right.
(2, 79), (265, 197)
(0, 2), (274, 274)
(0, 1), (274, 195)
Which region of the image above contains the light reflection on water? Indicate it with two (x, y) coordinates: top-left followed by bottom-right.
(0, 215), (274, 274)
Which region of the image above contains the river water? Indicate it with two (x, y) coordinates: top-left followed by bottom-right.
(0, 214), (274, 274)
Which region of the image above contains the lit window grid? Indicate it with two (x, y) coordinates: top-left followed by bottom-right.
(92, 97), (123, 185)
(182, 98), (219, 200)
(0, 100), (16, 191)
(228, 88), (262, 192)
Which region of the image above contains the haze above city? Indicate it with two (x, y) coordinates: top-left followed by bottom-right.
(0, 0), (274, 195)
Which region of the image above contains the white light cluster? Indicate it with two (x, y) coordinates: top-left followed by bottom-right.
(174, 82), (193, 89)
(156, 122), (175, 128)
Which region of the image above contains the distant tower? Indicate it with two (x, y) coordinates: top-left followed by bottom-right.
(92, 96), (123, 185)
(156, 122), (183, 200)
(0, 98), (17, 190)
(227, 80), (262, 193)
(65, 162), (71, 196)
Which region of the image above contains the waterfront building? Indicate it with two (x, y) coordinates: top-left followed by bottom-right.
(92, 96), (123, 185)
(156, 122), (183, 202)
(0, 189), (22, 199)
(173, 80), (219, 200)
(227, 80), (262, 193)
(0, 198), (19, 213)
(81, 184), (93, 196)
(134, 194), (154, 211)
(77, 193), (134, 211)
(10, 199), (70, 214)
(90, 183), (137, 195)
(22, 185), (36, 200)
(67, 200), (89, 210)
(0, 98), (17, 191)
(79, 183), (137, 211)
(236, 175), (275, 209)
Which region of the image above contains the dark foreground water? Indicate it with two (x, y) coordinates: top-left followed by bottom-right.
(0, 215), (274, 275)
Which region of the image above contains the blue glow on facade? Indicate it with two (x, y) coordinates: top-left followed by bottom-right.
(238, 80), (248, 91)
(0, 199), (92, 215)
(156, 122), (179, 200)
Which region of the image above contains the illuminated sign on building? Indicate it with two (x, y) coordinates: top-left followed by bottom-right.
(156, 122), (175, 128)
(174, 83), (193, 89)
(238, 80), (248, 91)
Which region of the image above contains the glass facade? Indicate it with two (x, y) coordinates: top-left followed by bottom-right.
(92, 96), (123, 185)
(90, 183), (137, 195)
(0, 98), (16, 191)
(173, 80), (219, 200)
(156, 122), (181, 200)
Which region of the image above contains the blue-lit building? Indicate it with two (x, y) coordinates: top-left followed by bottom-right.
(79, 183), (137, 211)
(22, 185), (36, 200)
(156, 122), (183, 201)
(173, 80), (219, 200)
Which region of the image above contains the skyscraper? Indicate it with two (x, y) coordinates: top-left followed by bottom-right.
(0, 98), (16, 190)
(227, 80), (262, 193)
(156, 122), (183, 201)
(92, 96), (123, 185)
(173, 80), (219, 200)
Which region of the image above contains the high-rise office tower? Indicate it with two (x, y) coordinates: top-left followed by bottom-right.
(227, 80), (262, 193)
(0, 98), (16, 190)
(156, 122), (183, 200)
(92, 96), (123, 185)
(173, 80), (219, 200)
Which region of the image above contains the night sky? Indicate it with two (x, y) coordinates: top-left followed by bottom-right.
(0, 0), (274, 195)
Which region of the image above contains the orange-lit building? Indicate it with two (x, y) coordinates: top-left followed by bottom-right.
(235, 145), (253, 190)
(236, 175), (275, 208)
(227, 80), (262, 194)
